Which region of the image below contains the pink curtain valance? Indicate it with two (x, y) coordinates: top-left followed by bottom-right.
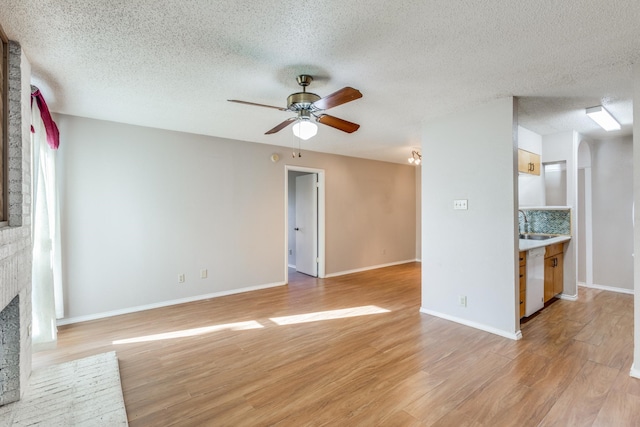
(31, 87), (60, 150)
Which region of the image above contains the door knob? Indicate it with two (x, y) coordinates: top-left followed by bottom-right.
(294, 227), (300, 231)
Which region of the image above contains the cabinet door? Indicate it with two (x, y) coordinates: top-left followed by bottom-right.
(528, 152), (540, 176)
(518, 150), (530, 174)
(544, 257), (555, 303)
(553, 253), (564, 295)
(545, 243), (564, 258)
(519, 265), (526, 318)
(517, 149), (541, 176)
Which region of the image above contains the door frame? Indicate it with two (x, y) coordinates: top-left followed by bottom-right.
(285, 165), (325, 283)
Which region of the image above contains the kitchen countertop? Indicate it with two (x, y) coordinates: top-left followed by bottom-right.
(519, 235), (571, 251)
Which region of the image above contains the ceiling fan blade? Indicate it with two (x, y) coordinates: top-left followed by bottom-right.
(228, 99), (288, 111)
(265, 117), (296, 134)
(316, 114), (360, 133)
(312, 87), (362, 110)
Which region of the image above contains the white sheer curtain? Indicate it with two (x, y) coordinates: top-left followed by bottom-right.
(31, 100), (63, 351)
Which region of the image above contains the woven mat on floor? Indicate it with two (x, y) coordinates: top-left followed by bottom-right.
(0, 351), (128, 426)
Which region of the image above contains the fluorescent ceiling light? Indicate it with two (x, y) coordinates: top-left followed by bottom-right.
(586, 106), (621, 131)
(292, 119), (318, 140)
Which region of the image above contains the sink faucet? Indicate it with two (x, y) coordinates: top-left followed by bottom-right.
(518, 209), (529, 234)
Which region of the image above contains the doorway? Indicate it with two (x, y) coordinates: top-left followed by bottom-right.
(577, 141), (593, 289)
(285, 166), (325, 283)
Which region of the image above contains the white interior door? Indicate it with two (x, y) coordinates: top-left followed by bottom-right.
(295, 174), (318, 277)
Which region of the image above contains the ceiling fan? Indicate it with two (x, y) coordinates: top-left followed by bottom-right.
(228, 75), (362, 139)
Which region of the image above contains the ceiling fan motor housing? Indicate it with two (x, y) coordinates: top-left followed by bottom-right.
(287, 92), (321, 111)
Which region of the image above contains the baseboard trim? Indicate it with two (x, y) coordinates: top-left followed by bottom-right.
(559, 293), (578, 301)
(578, 282), (634, 295)
(57, 281), (287, 326)
(324, 259), (419, 278)
(32, 341), (57, 352)
(419, 307), (521, 341)
(630, 364), (640, 379)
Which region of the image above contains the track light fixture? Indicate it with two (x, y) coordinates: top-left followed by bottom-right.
(408, 150), (422, 165)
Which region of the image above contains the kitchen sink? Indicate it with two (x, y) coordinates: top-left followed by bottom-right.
(519, 234), (554, 241)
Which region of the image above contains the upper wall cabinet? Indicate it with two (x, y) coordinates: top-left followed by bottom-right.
(518, 149), (540, 176)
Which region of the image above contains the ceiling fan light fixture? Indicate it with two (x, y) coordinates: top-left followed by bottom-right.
(292, 119), (318, 140)
(586, 105), (620, 131)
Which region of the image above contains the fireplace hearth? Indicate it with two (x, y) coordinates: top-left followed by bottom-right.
(0, 296), (20, 405)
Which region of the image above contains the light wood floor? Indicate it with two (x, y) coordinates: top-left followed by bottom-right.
(33, 262), (640, 426)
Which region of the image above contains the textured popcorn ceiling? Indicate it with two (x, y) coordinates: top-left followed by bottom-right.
(1, 1), (639, 163)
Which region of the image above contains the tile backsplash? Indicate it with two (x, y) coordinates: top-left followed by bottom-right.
(518, 208), (571, 235)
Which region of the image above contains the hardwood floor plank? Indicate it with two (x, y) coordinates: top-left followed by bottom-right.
(377, 410), (427, 427)
(593, 390), (640, 427)
(454, 350), (549, 423)
(538, 360), (619, 426)
(475, 354), (587, 426)
(404, 351), (511, 425)
(29, 263), (639, 426)
(429, 409), (486, 427)
(611, 369), (640, 397)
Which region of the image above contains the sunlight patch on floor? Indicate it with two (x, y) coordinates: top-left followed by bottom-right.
(112, 306), (391, 344)
(112, 320), (264, 344)
(270, 305), (390, 325)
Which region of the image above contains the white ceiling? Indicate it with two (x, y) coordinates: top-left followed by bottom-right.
(2, 1), (638, 163)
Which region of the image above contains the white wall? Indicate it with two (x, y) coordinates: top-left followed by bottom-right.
(589, 136), (633, 290)
(56, 114), (417, 321)
(518, 126), (542, 154)
(542, 131), (578, 298)
(544, 164), (567, 206)
(415, 165), (422, 261)
(632, 63), (640, 378)
(578, 168), (587, 282)
(517, 126), (544, 207)
(421, 97), (520, 339)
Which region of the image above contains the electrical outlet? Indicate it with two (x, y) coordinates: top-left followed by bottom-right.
(289, 249), (293, 255)
(178, 274), (185, 283)
(382, 248), (386, 255)
(454, 199), (468, 210)
(458, 295), (467, 307)
(200, 269), (208, 279)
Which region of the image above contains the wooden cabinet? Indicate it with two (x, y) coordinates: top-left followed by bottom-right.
(518, 149), (541, 176)
(519, 251), (526, 318)
(544, 243), (564, 302)
(553, 252), (564, 295)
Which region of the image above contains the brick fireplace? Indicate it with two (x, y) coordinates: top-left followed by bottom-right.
(0, 296), (21, 405)
(0, 41), (33, 407)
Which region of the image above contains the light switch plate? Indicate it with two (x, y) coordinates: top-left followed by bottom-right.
(454, 199), (468, 210)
